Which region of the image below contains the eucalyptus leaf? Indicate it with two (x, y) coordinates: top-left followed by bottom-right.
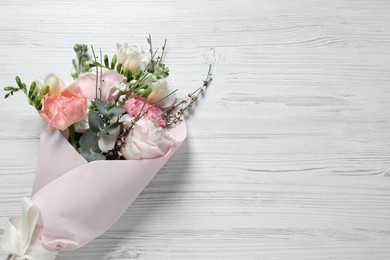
(94, 98), (108, 115)
(88, 111), (104, 133)
(79, 129), (98, 150)
(107, 106), (126, 117)
(101, 122), (120, 134)
(80, 150), (106, 162)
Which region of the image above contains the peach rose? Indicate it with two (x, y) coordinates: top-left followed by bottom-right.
(39, 90), (88, 131)
(72, 70), (126, 101)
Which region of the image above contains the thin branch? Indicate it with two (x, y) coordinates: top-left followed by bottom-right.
(130, 48), (159, 91)
(163, 64), (212, 127)
(99, 48), (103, 98)
(147, 34), (153, 58)
(91, 45), (99, 99)
(158, 39), (167, 65)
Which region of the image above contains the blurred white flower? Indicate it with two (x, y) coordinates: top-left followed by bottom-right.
(147, 78), (176, 108)
(44, 73), (65, 96)
(116, 43), (150, 75)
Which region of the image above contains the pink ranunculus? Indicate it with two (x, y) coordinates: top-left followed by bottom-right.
(39, 90), (88, 131)
(119, 115), (176, 160)
(122, 96), (165, 126)
(72, 70), (127, 101)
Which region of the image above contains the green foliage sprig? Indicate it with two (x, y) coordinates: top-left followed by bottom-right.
(78, 98), (126, 162)
(72, 44), (90, 79)
(3, 76), (42, 110)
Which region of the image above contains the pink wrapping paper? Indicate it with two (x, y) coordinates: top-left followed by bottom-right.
(31, 121), (187, 251)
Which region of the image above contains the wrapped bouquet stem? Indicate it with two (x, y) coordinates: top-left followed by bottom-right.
(0, 36), (212, 259)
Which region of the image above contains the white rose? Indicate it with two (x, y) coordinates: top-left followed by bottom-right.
(147, 78), (177, 108)
(116, 43), (150, 75)
(119, 115), (176, 159)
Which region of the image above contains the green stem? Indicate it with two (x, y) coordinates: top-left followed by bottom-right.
(69, 124), (78, 149)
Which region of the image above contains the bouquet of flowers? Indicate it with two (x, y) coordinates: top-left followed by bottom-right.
(0, 36), (212, 259)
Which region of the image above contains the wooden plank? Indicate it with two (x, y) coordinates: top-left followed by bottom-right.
(0, 0), (390, 259)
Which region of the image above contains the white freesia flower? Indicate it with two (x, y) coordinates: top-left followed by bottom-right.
(147, 78), (177, 108)
(74, 119), (90, 134)
(112, 82), (128, 98)
(44, 73), (65, 96)
(119, 115), (176, 159)
(116, 43), (150, 75)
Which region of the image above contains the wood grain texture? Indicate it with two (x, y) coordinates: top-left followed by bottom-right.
(1, 0), (390, 259)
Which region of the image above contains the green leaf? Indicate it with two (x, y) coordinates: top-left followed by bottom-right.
(141, 87), (152, 98)
(72, 58), (77, 70)
(116, 63), (122, 73)
(135, 70), (142, 79)
(40, 85), (49, 96)
(28, 82), (36, 98)
(3, 86), (13, 91)
(15, 76), (22, 88)
(82, 64), (90, 72)
(125, 70), (132, 81)
(31, 86), (39, 100)
(101, 122), (120, 134)
(79, 129), (98, 150)
(32, 99), (42, 110)
(107, 106), (126, 117)
(4, 93), (10, 99)
(111, 54), (117, 69)
(80, 150), (106, 162)
(94, 98), (108, 115)
(88, 110), (104, 133)
(104, 54), (109, 68)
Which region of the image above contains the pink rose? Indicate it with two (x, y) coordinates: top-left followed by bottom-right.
(122, 96), (165, 126)
(72, 70), (126, 101)
(39, 90), (88, 131)
(119, 115), (176, 160)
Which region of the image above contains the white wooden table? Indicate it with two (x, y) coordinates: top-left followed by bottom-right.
(1, 0), (390, 259)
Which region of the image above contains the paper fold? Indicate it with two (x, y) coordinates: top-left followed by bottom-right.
(30, 121), (187, 251)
